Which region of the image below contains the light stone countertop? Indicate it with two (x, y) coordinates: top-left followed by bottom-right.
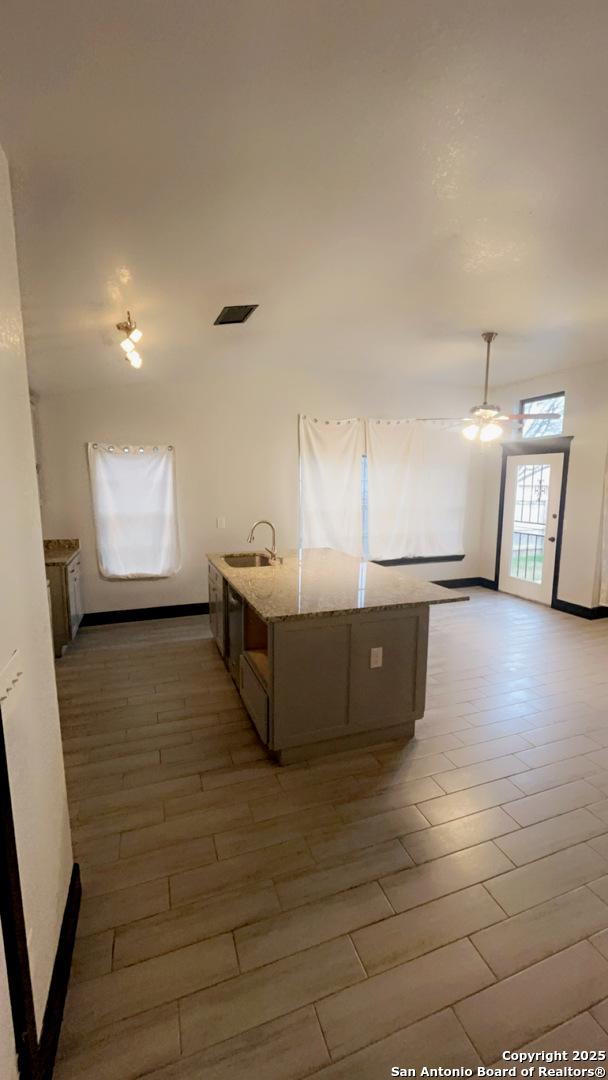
(207, 547), (468, 623)
(43, 538), (80, 566)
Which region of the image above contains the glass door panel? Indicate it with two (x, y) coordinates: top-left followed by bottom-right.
(499, 453), (563, 605)
(510, 462), (550, 584)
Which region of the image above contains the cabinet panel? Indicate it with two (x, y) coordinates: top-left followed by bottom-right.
(348, 609), (428, 729)
(68, 559), (82, 639)
(239, 654), (268, 743)
(273, 622), (350, 747)
(208, 565), (225, 657)
(226, 586), (244, 683)
(47, 565), (68, 658)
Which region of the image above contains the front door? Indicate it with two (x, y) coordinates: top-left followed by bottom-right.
(499, 452), (564, 605)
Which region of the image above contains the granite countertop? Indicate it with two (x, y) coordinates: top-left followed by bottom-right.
(207, 548), (468, 623)
(43, 538), (80, 566)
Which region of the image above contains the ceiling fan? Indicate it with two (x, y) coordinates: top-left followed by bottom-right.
(452, 331), (560, 442)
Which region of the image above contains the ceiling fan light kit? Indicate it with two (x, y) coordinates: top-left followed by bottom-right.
(462, 332), (503, 442)
(457, 331), (559, 443)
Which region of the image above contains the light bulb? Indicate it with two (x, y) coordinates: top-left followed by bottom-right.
(129, 327), (142, 343)
(128, 351), (142, 369)
(479, 422), (503, 442)
(462, 423), (480, 441)
(120, 336), (135, 353)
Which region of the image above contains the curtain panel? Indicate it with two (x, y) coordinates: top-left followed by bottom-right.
(365, 420), (470, 561)
(87, 443), (181, 579)
(298, 416), (365, 557)
(298, 416), (471, 561)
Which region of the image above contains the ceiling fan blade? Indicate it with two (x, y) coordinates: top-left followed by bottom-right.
(505, 412), (562, 421)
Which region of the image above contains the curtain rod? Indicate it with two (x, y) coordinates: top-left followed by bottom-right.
(299, 416), (462, 425)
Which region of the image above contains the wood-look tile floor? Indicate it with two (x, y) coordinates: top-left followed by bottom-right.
(54, 592), (608, 1078)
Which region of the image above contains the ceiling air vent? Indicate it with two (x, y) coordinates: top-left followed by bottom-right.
(214, 304), (258, 325)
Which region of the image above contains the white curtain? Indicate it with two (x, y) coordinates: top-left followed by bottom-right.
(366, 420), (470, 560)
(87, 443), (180, 579)
(299, 416), (365, 556)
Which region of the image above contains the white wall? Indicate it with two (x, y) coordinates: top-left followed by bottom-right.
(479, 359), (608, 608)
(0, 145), (73, 1040)
(37, 368), (485, 613)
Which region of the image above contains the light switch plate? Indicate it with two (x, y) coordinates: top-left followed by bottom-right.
(370, 646), (383, 669)
(216, 516), (226, 529)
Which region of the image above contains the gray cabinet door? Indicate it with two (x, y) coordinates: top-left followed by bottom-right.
(348, 608), (428, 730)
(272, 620), (351, 748)
(208, 565), (225, 656)
(67, 558), (82, 638)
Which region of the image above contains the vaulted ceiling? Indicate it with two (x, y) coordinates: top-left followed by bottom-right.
(1, 0), (608, 394)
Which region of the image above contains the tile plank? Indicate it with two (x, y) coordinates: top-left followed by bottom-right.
(381, 841), (513, 912)
(235, 882), (392, 971)
(353, 884), (504, 974)
(179, 936), (365, 1055)
(316, 939), (494, 1060)
(455, 941), (608, 1063)
(472, 886), (608, 977)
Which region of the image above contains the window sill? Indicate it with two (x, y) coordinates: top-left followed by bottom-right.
(373, 554), (465, 566)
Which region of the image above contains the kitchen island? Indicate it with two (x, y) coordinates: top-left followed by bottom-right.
(207, 548), (466, 763)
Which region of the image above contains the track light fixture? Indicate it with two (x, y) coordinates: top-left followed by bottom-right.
(116, 311), (143, 369)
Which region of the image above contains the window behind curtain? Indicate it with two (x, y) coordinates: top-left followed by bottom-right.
(365, 420), (469, 561)
(520, 393), (565, 437)
(87, 443), (180, 579)
(298, 417), (365, 556)
(298, 416), (469, 561)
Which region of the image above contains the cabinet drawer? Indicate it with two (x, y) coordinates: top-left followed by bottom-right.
(239, 653), (268, 744)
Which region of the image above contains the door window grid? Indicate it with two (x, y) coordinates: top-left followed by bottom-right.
(510, 462), (550, 583)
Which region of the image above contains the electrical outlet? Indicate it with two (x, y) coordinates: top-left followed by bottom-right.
(216, 516), (226, 529)
(370, 646), (383, 669)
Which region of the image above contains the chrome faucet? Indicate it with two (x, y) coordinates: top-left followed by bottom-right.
(246, 520), (278, 562)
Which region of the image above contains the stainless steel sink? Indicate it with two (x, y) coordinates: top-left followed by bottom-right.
(223, 553), (272, 568)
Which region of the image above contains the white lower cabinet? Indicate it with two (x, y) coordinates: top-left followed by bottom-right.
(46, 551), (82, 657)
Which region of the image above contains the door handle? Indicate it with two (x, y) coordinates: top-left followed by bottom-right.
(548, 536), (556, 543)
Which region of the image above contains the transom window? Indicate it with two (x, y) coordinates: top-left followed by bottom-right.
(520, 392), (565, 438)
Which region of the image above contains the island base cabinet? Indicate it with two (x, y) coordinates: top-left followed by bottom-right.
(270, 606), (428, 754)
(239, 653), (268, 744)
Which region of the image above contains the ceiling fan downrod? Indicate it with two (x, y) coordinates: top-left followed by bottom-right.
(481, 331), (497, 406)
